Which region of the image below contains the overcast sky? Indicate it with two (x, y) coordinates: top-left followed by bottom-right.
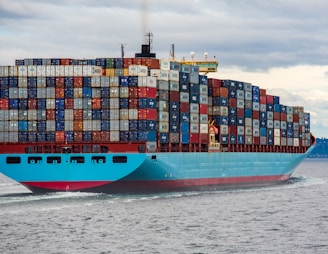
(1, 0), (327, 137)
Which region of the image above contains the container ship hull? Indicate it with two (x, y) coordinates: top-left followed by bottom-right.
(0, 147), (314, 194)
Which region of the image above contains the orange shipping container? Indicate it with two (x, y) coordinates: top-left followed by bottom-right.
(55, 131), (65, 142)
(74, 120), (83, 131)
(55, 77), (65, 88)
(60, 58), (71, 65)
(92, 98), (101, 109)
(65, 98), (74, 109)
(73, 109), (83, 120)
(123, 58), (135, 68)
(0, 99), (9, 110)
(219, 87), (229, 98)
(92, 131), (102, 142)
(28, 99), (37, 109)
(55, 88), (65, 98)
(260, 89), (266, 96)
(101, 131), (110, 142)
(74, 132), (83, 142)
(46, 109), (55, 120)
(73, 77), (83, 87)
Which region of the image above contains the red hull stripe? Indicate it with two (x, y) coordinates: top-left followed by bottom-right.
(21, 175), (290, 192)
(22, 181), (112, 191)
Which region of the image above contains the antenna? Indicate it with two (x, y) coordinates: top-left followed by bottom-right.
(120, 43), (126, 58)
(170, 44), (175, 60)
(145, 32), (153, 52)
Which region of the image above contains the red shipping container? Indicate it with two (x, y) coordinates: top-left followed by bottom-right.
(293, 114), (299, 122)
(55, 77), (65, 88)
(180, 102), (190, 113)
(74, 132), (83, 142)
(253, 137), (260, 145)
(149, 58), (160, 69)
(170, 91), (180, 102)
(0, 99), (9, 110)
(138, 109), (157, 120)
(199, 133), (208, 144)
(129, 87), (138, 98)
(101, 131), (110, 142)
(123, 58), (135, 68)
(229, 98), (237, 107)
(190, 133), (199, 144)
(260, 89), (266, 96)
(65, 98), (74, 109)
(219, 87), (229, 98)
(55, 131), (65, 142)
(260, 95), (266, 104)
(74, 121), (83, 131)
(253, 110), (260, 119)
(92, 131), (102, 142)
(199, 104), (208, 114)
(129, 98), (138, 108)
(46, 109), (55, 120)
(229, 126), (237, 135)
(55, 88), (65, 98)
(73, 77), (83, 88)
(208, 78), (221, 88)
(212, 88), (220, 97)
(28, 99), (37, 109)
(266, 95), (274, 104)
(92, 98), (101, 109)
(138, 87), (157, 98)
(73, 109), (83, 120)
(237, 108), (245, 117)
(274, 112), (281, 120)
(60, 58), (71, 65)
(280, 113), (287, 121)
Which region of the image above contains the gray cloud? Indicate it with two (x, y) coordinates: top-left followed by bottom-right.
(0, 0), (327, 71)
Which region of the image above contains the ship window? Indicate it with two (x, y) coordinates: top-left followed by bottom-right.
(35, 146), (43, 153)
(70, 156), (85, 164)
(47, 156), (61, 164)
(82, 145), (90, 153)
(44, 146), (52, 153)
(92, 156), (106, 164)
(25, 146), (34, 154)
(92, 145), (100, 153)
(72, 145), (80, 153)
(6, 157), (21, 164)
(28, 156), (42, 164)
(113, 156), (127, 163)
(101, 146), (109, 153)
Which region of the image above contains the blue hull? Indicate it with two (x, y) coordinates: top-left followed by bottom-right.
(0, 146), (314, 193)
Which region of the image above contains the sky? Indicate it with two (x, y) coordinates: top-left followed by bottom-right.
(0, 0), (327, 137)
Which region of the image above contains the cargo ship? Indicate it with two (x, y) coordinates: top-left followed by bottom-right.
(0, 35), (315, 194)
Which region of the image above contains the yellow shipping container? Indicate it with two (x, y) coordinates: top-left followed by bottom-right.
(105, 68), (115, 77)
(123, 68), (129, 76)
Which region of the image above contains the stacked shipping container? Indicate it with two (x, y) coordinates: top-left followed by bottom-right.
(0, 58), (311, 152)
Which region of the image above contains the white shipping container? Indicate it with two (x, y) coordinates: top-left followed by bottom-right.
(91, 77), (101, 87)
(74, 88), (83, 98)
(159, 121), (169, 132)
(199, 114), (208, 124)
(92, 120), (101, 131)
(46, 120), (55, 131)
(46, 65), (56, 77)
(110, 109), (119, 120)
(9, 132), (18, 142)
(237, 99), (245, 108)
(138, 76), (147, 87)
(9, 121), (18, 131)
(220, 125), (229, 135)
(137, 65), (148, 77)
(159, 101), (168, 111)
(274, 137), (281, 146)
(129, 65), (138, 76)
(199, 95), (208, 105)
(0, 110), (9, 120)
(18, 110), (28, 120)
(110, 131), (120, 142)
(18, 77), (27, 87)
(253, 128), (260, 137)
(9, 66), (18, 76)
(253, 119), (260, 128)
(0, 121), (9, 131)
(245, 127), (252, 136)
(220, 106), (228, 116)
(169, 81), (179, 91)
(9, 110), (18, 120)
(37, 109), (46, 120)
(120, 120), (129, 131)
(274, 128), (280, 137)
(27, 65), (37, 76)
(146, 76), (157, 88)
(287, 114), (293, 122)
(18, 66), (28, 76)
(0, 66), (8, 76)
(158, 111), (169, 122)
(83, 110), (92, 120)
(9, 87), (19, 98)
(28, 121), (37, 131)
(120, 109), (129, 120)
(46, 99), (55, 109)
(110, 87), (119, 98)
(129, 109), (138, 120)
(238, 126), (244, 135)
(109, 76), (119, 87)
(158, 70), (169, 81)
(65, 120), (74, 131)
(37, 77), (46, 88)
(110, 98), (119, 109)
(160, 59), (170, 70)
(0, 132), (8, 142)
(190, 113), (199, 123)
(199, 85), (208, 95)
(150, 69), (160, 77)
(200, 123), (208, 134)
(180, 92), (189, 103)
(190, 123), (199, 133)
(101, 76), (110, 87)
(158, 80), (169, 90)
(190, 103), (199, 114)
(28, 110), (37, 120)
(36, 65), (46, 76)
(73, 65), (83, 76)
(245, 118), (252, 127)
(92, 88), (101, 98)
(267, 120), (273, 128)
(110, 120), (119, 131)
(120, 87), (129, 98)
(274, 120), (280, 129)
(83, 120), (93, 131)
(18, 88), (28, 98)
(74, 98), (83, 109)
(55, 65), (65, 76)
(64, 65), (74, 76)
(65, 109), (74, 120)
(46, 87), (55, 98)
(293, 138), (300, 147)
(169, 70), (179, 81)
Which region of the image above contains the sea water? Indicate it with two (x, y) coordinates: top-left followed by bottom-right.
(0, 159), (327, 254)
